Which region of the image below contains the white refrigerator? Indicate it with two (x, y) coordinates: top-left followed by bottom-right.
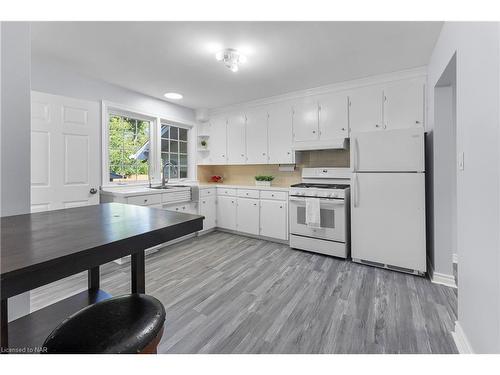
(351, 127), (426, 273)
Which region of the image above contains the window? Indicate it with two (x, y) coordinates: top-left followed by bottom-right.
(161, 123), (188, 179)
(108, 115), (151, 182)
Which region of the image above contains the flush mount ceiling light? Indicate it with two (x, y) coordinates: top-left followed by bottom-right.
(164, 92), (183, 100)
(215, 48), (247, 72)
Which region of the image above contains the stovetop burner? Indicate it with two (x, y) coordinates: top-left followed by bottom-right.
(290, 183), (349, 189)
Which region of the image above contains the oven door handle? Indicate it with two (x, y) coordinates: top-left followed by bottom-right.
(289, 196), (345, 205)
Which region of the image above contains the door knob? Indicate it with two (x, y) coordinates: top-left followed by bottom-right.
(89, 188), (98, 195)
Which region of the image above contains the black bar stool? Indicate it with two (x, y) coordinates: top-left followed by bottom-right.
(42, 294), (166, 354)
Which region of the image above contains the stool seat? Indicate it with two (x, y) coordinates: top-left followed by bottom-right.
(42, 294), (166, 354)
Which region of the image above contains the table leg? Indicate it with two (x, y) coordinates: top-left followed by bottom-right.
(131, 251), (145, 294)
(88, 266), (100, 291)
(1, 299), (8, 352)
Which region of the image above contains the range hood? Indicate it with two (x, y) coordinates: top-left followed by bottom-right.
(292, 137), (348, 151)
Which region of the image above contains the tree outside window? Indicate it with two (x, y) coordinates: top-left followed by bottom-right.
(108, 115), (150, 182)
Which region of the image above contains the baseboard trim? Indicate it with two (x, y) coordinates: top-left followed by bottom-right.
(452, 321), (474, 353)
(427, 257), (457, 288)
(453, 253), (458, 263)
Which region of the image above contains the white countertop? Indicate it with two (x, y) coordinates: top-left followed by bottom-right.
(100, 185), (192, 197)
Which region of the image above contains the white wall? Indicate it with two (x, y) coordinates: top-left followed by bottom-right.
(31, 55), (195, 123)
(0, 21), (32, 320)
(427, 22), (500, 353)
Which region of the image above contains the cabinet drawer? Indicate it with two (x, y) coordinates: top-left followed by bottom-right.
(237, 189), (260, 199)
(260, 190), (288, 201)
(127, 194), (161, 206)
(200, 188), (216, 198)
(217, 187), (237, 196)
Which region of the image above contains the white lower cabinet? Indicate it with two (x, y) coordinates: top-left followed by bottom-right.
(236, 197), (260, 235)
(216, 195), (237, 230)
(164, 202), (198, 214)
(259, 199), (288, 240)
(208, 187), (288, 241)
(199, 195), (216, 231)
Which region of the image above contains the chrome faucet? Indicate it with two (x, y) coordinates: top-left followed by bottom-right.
(161, 161), (177, 187)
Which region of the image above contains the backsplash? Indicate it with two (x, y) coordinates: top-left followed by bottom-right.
(197, 148), (350, 187)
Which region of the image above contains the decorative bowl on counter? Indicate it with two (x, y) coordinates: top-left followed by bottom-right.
(210, 175), (223, 183)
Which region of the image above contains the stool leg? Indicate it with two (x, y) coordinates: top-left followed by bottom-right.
(88, 266), (100, 291)
(131, 251), (145, 294)
(1, 299), (8, 352)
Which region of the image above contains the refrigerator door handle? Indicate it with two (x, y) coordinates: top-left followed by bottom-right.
(353, 137), (359, 172)
(353, 173), (358, 208)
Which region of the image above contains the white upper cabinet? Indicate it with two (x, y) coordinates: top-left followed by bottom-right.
(292, 99), (319, 142)
(349, 85), (384, 133)
(318, 92), (349, 140)
(268, 103), (294, 164)
(383, 79), (424, 130)
(245, 108), (269, 164)
(226, 113), (247, 164)
(208, 115), (227, 164)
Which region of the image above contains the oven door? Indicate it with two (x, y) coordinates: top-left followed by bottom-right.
(289, 196), (346, 242)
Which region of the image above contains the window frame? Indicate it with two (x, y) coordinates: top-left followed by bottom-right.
(159, 122), (190, 180)
(101, 101), (195, 187)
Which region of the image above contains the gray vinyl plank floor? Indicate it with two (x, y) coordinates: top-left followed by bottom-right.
(30, 231), (458, 354)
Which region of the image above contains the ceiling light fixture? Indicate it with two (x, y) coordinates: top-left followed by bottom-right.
(215, 48), (247, 73)
(164, 92), (183, 100)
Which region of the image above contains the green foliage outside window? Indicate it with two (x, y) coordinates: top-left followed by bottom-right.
(108, 115), (150, 181)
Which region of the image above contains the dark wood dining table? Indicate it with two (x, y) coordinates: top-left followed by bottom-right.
(0, 202), (203, 353)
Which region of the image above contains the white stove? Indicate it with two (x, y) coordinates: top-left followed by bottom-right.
(289, 168), (351, 259)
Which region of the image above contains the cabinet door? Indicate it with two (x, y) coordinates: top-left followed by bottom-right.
(268, 103), (294, 164)
(260, 199), (288, 240)
(226, 113), (246, 164)
(208, 115), (227, 164)
(383, 79), (424, 130)
(236, 198), (260, 235)
(292, 99), (319, 142)
(349, 85), (384, 133)
(216, 195), (237, 230)
(200, 195), (216, 230)
(245, 108), (268, 164)
(318, 92), (349, 139)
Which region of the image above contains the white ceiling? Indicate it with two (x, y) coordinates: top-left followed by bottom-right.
(31, 22), (442, 109)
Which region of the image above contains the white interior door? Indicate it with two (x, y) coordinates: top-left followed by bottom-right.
(31, 91), (100, 212)
(351, 172), (426, 272)
(351, 127), (425, 172)
(245, 108), (268, 164)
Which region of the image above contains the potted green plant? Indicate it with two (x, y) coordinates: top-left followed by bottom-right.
(255, 175), (275, 187)
(200, 139), (207, 149)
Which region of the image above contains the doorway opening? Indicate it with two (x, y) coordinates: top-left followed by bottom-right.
(433, 53), (458, 291)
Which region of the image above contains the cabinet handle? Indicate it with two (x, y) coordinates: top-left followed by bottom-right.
(341, 127), (346, 131)
(415, 120), (421, 124)
(280, 206), (283, 209)
(375, 124), (380, 128)
(312, 130), (316, 134)
(262, 152), (266, 155)
(202, 200), (206, 204)
(254, 203), (257, 206)
(144, 199), (148, 203)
